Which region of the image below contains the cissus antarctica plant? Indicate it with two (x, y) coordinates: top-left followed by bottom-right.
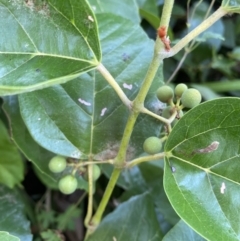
(1, 0), (240, 241)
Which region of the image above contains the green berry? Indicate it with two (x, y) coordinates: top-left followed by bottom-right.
(92, 165), (101, 181)
(174, 83), (188, 98)
(157, 85), (174, 103)
(162, 106), (173, 118)
(181, 88), (201, 108)
(49, 155), (67, 173)
(58, 175), (78, 195)
(83, 165), (101, 181)
(143, 137), (162, 155)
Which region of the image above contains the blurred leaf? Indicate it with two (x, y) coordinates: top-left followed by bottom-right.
(56, 205), (81, 231)
(88, 0), (140, 22)
(222, 19), (236, 48)
(16, 13), (163, 159)
(164, 97), (240, 241)
(195, 31), (224, 42)
(0, 186), (32, 241)
(40, 230), (64, 241)
(188, 2), (224, 50)
(203, 80), (240, 92)
(162, 220), (206, 241)
(191, 84), (221, 100)
(0, 232), (20, 241)
(228, 46), (240, 60)
(211, 54), (235, 76)
(0, 119), (24, 188)
(222, 0), (240, 13)
(137, 0), (158, 15)
(86, 193), (163, 241)
(139, 8), (160, 29)
(0, 0), (100, 96)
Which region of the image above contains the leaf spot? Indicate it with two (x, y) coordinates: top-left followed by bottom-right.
(88, 15), (94, 22)
(78, 98), (91, 106)
(100, 107), (107, 116)
(192, 141), (219, 155)
(37, 118), (41, 121)
(91, 5), (96, 11)
(113, 237), (117, 241)
(123, 83), (132, 90)
(220, 182), (226, 194)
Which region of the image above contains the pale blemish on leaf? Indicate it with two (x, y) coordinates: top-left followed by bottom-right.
(220, 182), (226, 194)
(100, 107), (107, 116)
(191, 141), (219, 155)
(123, 83), (133, 90)
(88, 15), (94, 22)
(78, 98), (91, 106)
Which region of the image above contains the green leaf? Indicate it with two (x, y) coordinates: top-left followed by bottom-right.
(17, 13), (163, 158)
(2, 96), (58, 181)
(0, 0), (101, 96)
(0, 119), (24, 188)
(56, 205), (82, 231)
(86, 193), (163, 241)
(189, 2), (224, 50)
(0, 186), (32, 241)
(162, 220), (206, 241)
(40, 230), (63, 241)
(0, 232), (20, 241)
(164, 97), (240, 241)
(222, 0), (240, 13)
(88, 0), (140, 23)
(139, 8), (160, 29)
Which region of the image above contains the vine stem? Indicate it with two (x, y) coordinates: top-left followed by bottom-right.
(96, 63), (132, 108)
(127, 152), (165, 168)
(86, 1), (175, 234)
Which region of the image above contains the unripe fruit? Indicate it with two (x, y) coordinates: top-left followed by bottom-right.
(174, 83), (188, 98)
(143, 137), (162, 155)
(92, 165), (101, 181)
(162, 106), (173, 118)
(84, 165), (101, 181)
(157, 85), (174, 103)
(181, 88), (201, 108)
(48, 155), (67, 173)
(58, 175), (78, 195)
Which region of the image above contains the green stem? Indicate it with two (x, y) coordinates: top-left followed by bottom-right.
(87, 0), (175, 234)
(127, 152), (165, 168)
(84, 164), (94, 227)
(90, 168), (121, 227)
(97, 63), (132, 108)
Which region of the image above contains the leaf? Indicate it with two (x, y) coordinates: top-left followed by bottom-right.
(17, 13), (163, 158)
(162, 220), (206, 241)
(188, 2), (224, 50)
(56, 205), (82, 231)
(139, 8), (160, 29)
(0, 186), (32, 241)
(40, 230), (63, 241)
(0, 0), (101, 96)
(222, 0), (240, 13)
(88, 0), (140, 23)
(0, 119), (24, 188)
(164, 97), (240, 241)
(0, 232), (20, 241)
(86, 193), (163, 241)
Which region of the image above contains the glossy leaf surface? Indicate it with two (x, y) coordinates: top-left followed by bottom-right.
(88, 0), (140, 22)
(163, 220), (206, 241)
(0, 0), (101, 95)
(0, 232), (20, 241)
(164, 97), (240, 241)
(17, 13), (163, 158)
(86, 193), (163, 241)
(0, 186), (32, 241)
(0, 119), (24, 188)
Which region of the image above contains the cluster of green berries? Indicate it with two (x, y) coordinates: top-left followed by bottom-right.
(157, 83), (202, 108)
(143, 84), (202, 155)
(48, 155), (101, 195)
